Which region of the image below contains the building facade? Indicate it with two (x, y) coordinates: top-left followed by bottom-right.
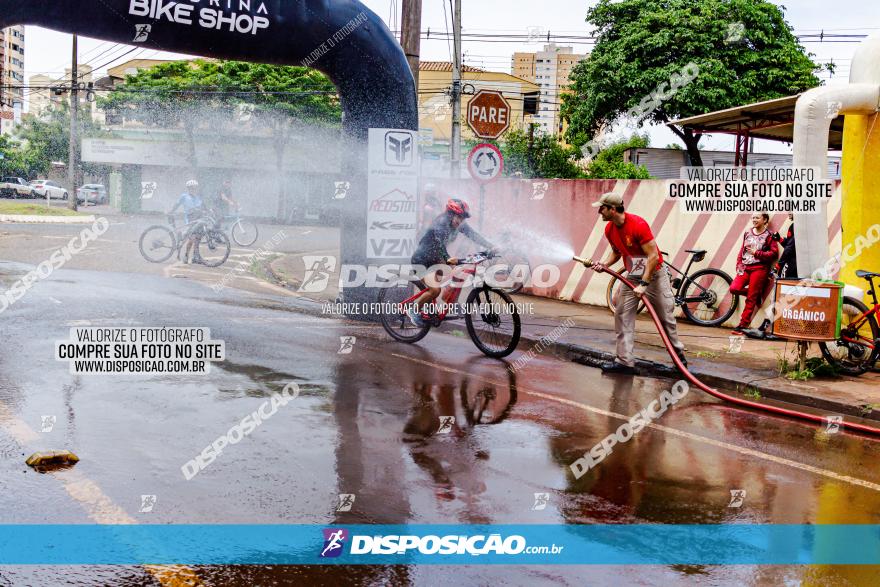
(28, 65), (94, 118)
(0, 25), (25, 134)
(511, 44), (586, 137)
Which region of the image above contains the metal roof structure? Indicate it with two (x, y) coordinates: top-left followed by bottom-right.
(668, 94), (845, 165)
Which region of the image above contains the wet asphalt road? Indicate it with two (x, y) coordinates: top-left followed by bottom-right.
(2, 221), (880, 585)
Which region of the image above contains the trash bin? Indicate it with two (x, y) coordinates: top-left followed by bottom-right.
(771, 279), (844, 341)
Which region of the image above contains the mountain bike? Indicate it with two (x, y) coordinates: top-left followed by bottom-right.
(606, 249), (739, 327)
(818, 269), (880, 375)
(377, 251), (522, 358)
(138, 213), (231, 267)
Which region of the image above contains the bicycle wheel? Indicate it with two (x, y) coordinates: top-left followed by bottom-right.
(197, 229), (231, 267)
(231, 219), (259, 247)
(488, 253), (530, 294)
(377, 280), (431, 343)
(819, 296), (879, 376)
(681, 268), (738, 326)
(464, 287), (521, 358)
(138, 225), (176, 263)
(605, 273), (646, 314)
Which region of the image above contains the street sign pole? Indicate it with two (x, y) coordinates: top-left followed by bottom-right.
(479, 183), (485, 231)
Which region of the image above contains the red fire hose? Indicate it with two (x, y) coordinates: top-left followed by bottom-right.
(575, 258), (880, 438)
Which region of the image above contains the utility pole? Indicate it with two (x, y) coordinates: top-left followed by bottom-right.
(399, 0), (422, 89)
(450, 0), (462, 178)
(68, 34), (79, 211)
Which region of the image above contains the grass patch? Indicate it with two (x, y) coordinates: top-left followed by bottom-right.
(0, 201), (84, 216)
(694, 351), (720, 359)
(860, 404), (880, 417)
(737, 384), (761, 400)
(776, 352), (839, 381)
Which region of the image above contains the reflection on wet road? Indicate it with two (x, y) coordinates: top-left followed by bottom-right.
(1, 265), (879, 585)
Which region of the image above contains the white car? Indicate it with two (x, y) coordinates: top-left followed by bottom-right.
(30, 180), (69, 200)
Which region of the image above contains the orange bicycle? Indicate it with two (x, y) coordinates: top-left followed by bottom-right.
(818, 270), (880, 375)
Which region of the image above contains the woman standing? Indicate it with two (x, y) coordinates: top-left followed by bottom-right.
(730, 213), (780, 335)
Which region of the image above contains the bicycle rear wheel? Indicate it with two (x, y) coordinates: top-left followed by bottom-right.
(606, 273), (646, 314)
(197, 229), (231, 267)
(231, 219), (259, 247)
(377, 280), (431, 343)
(464, 287), (521, 358)
(819, 296), (879, 376)
(138, 225), (176, 263)
(681, 268), (738, 326)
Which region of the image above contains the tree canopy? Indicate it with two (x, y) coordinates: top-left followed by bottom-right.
(563, 0), (824, 165)
(100, 59), (341, 129)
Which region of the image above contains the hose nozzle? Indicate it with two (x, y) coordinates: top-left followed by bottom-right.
(573, 256), (592, 267)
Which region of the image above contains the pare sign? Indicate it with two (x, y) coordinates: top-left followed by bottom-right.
(128, 0), (271, 35)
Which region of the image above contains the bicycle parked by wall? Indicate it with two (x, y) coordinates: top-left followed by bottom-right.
(216, 207), (259, 247)
(818, 269), (880, 375)
(138, 213), (231, 267)
(377, 251), (521, 358)
(606, 248), (739, 327)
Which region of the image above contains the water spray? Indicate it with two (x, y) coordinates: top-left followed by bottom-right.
(573, 257), (880, 438)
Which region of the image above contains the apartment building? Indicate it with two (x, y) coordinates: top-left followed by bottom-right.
(511, 43), (587, 137)
(0, 26), (25, 134)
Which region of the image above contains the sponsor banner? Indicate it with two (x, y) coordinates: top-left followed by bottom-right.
(1, 524), (879, 565)
(367, 129), (419, 260)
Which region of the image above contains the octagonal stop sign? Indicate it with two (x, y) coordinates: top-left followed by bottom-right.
(467, 90), (511, 139)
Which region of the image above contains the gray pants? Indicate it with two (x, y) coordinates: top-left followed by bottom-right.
(614, 266), (686, 367)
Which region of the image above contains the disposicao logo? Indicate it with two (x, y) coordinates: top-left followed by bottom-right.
(320, 528), (348, 558)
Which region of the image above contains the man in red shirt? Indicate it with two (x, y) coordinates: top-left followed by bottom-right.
(591, 193), (687, 374)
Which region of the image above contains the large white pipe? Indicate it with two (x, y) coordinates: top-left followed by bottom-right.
(791, 35), (880, 278)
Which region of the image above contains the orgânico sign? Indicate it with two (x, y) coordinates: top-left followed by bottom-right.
(467, 90), (511, 139)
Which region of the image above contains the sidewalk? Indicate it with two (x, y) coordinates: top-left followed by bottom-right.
(267, 253), (880, 423)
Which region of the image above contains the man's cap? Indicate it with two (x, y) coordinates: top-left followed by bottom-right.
(592, 192), (624, 208)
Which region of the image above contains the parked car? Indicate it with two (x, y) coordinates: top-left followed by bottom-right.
(30, 180), (69, 200)
(77, 184), (108, 205)
(0, 177), (35, 199)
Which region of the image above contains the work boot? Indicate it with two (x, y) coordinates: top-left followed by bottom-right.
(601, 362), (636, 375)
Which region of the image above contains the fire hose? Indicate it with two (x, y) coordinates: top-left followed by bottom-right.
(573, 256), (880, 438)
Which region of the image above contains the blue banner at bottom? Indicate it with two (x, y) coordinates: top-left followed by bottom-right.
(0, 525), (878, 565)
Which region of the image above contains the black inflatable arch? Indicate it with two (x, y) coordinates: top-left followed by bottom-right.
(1, 0), (419, 303)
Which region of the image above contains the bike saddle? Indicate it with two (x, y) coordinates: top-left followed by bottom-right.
(686, 249), (707, 255)
(856, 270), (880, 279)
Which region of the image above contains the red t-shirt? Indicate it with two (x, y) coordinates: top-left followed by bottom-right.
(604, 213), (663, 272)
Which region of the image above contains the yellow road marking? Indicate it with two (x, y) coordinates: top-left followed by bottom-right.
(391, 353), (880, 493)
(0, 402), (203, 585)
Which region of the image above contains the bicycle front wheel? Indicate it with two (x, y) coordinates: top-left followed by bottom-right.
(138, 225), (176, 263)
(681, 268), (738, 326)
(377, 280), (431, 343)
(464, 287), (521, 358)
(197, 230), (231, 267)
(819, 296), (879, 376)
(231, 219), (259, 247)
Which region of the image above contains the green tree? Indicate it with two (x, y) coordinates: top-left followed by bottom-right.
(12, 103), (109, 180)
(584, 134), (652, 179)
(563, 0), (823, 165)
(469, 127), (585, 179)
(101, 59), (341, 218)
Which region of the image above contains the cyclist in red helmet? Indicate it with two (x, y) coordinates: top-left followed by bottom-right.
(407, 198), (495, 327)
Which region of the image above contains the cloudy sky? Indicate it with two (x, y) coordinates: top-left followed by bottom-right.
(21, 0), (880, 152)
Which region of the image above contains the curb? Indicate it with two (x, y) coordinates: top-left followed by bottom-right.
(0, 214), (97, 224)
(256, 252), (879, 423)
